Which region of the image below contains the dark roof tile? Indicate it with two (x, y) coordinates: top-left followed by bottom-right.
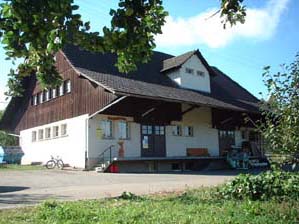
(63, 45), (259, 112)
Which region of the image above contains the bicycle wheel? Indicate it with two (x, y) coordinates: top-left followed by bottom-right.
(57, 160), (64, 169)
(46, 160), (56, 169)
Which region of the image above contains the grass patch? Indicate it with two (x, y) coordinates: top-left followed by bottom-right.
(0, 164), (44, 171)
(0, 188), (298, 224)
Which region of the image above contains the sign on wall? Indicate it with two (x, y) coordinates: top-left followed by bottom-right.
(96, 128), (103, 139)
(142, 136), (149, 149)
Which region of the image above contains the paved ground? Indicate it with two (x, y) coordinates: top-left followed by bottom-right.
(0, 169), (243, 209)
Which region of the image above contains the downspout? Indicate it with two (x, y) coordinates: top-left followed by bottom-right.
(84, 116), (89, 170)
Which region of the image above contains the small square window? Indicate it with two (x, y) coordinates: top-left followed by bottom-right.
(185, 68), (194, 74)
(142, 125), (152, 135)
(32, 131), (37, 142)
(155, 126), (164, 135)
(172, 125), (182, 136)
(61, 124), (67, 136)
(53, 126), (59, 138)
(38, 129), (44, 140)
(100, 120), (113, 138)
(197, 70), (205, 77)
(45, 127), (51, 139)
(183, 126), (193, 137)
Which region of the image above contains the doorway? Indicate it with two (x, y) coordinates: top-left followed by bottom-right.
(218, 130), (235, 156)
(141, 125), (166, 157)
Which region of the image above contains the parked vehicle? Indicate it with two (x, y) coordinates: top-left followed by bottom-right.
(0, 146), (24, 164)
(46, 156), (64, 169)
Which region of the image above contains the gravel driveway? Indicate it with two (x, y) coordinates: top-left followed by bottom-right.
(0, 169), (239, 209)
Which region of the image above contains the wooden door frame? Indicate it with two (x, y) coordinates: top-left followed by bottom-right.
(140, 124), (166, 157)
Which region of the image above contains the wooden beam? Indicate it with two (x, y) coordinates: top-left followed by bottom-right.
(181, 105), (200, 116)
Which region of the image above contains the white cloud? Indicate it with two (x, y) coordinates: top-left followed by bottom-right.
(155, 0), (289, 48)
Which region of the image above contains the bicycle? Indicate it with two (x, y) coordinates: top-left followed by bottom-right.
(46, 155), (64, 169)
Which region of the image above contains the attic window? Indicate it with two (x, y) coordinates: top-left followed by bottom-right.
(32, 95), (38, 106)
(52, 88), (57, 98)
(59, 84), (64, 96)
(64, 80), (71, 93)
(197, 70), (205, 77)
(185, 68), (194, 74)
(38, 92), (43, 104)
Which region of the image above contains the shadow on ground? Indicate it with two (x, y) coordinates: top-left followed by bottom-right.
(0, 186), (29, 193)
(115, 168), (268, 176)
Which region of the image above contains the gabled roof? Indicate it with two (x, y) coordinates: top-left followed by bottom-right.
(160, 49), (217, 76)
(62, 45), (259, 113)
(210, 67), (260, 112)
(161, 50), (195, 72)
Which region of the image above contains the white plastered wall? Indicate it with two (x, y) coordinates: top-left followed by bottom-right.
(166, 105), (219, 156)
(168, 54), (211, 93)
(88, 106), (219, 159)
(20, 114), (88, 168)
(88, 114), (141, 160)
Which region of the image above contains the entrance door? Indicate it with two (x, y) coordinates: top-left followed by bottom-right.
(218, 130), (235, 156)
(141, 125), (166, 157)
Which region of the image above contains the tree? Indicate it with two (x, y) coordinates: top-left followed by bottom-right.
(259, 54), (299, 167)
(0, 0), (246, 96)
(0, 111), (18, 145)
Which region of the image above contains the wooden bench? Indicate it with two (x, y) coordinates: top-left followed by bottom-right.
(187, 148), (210, 157)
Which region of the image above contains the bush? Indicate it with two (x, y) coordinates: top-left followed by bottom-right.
(217, 170), (299, 200)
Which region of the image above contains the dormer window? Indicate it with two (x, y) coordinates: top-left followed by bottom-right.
(185, 68), (194, 75)
(197, 70), (205, 77)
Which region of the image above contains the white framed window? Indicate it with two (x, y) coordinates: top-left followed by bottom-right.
(45, 90), (51, 101)
(38, 129), (44, 140)
(196, 70), (205, 77)
(45, 127), (51, 139)
(183, 126), (193, 137)
(65, 80), (71, 93)
(155, 126), (165, 135)
(118, 121), (129, 139)
(59, 84), (64, 96)
(52, 88), (57, 98)
(53, 126), (59, 137)
(142, 125), (152, 135)
(61, 124), (67, 136)
(33, 95), (38, 105)
(32, 131), (37, 142)
(100, 120), (113, 138)
(172, 125), (182, 136)
(42, 91), (47, 102)
(185, 68), (194, 75)
(38, 92), (43, 104)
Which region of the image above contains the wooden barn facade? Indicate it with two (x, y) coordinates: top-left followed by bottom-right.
(0, 45), (263, 172)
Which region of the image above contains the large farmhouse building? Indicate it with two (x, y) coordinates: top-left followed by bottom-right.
(0, 45), (262, 172)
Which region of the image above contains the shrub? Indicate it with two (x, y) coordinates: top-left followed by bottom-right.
(217, 170), (299, 200)
(119, 191), (144, 201)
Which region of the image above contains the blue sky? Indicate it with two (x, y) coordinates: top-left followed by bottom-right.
(0, 0), (298, 109)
